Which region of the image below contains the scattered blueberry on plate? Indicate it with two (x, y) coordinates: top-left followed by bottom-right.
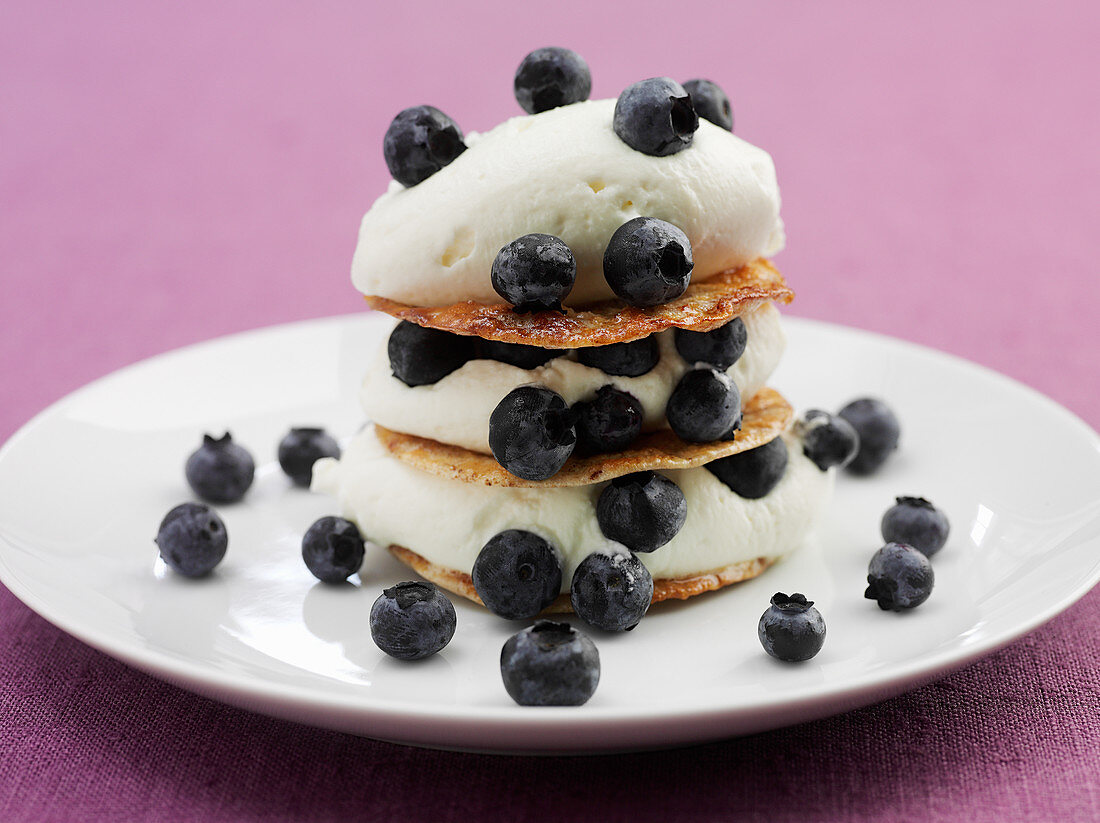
(278, 427), (341, 487)
(301, 516), (365, 584)
(383, 105), (466, 187)
(488, 385), (577, 480)
(370, 581), (457, 660)
(682, 78), (733, 131)
(674, 317), (747, 370)
(758, 592), (826, 662)
(613, 77), (698, 156)
(706, 436), (789, 499)
(603, 216), (694, 307)
(472, 530), (563, 619)
(155, 502), (228, 578)
(500, 621), (600, 706)
(388, 320), (474, 387)
(881, 496), (949, 557)
(596, 471), (687, 553)
(514, 47), (591, 114)
(797, 410), (859, 471)
(838, 397), (900, 475)
(570, 550), (653, 632)
(185, 432), (255, 504)
(666, 367), (742, 443)
(573, 386), (644, 454)
(576, 336), (661, 377)
(491, 233), (577, 313)
(865, 543), (935, 611)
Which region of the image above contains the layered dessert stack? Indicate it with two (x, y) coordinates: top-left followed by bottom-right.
(315, 50), (842, 630)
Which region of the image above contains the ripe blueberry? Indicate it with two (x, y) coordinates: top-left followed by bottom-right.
(383, 105), (466, 187)
(613, 77), (698, 156)
(514, 47), (591, 114)
(388, 321), (475, 387)
(500, 621), (600, 706)
(155, 502), (228, 577)
(797, 410), (859, 471)
(488, 385), (576, 480)
(838, 397), (900, 475)
(576, 336), (660, 377)
(865, 543), (935, 611)
(185, 432), (255, 504)
(491, 233), (576, 313)
(370, 581), (457, 660)
(706, 436), (788, 499)
(603, 217), (693, 307)
(278, 427), (341, 487)
(666, 367), (742, 443)
(758, 592), (826, 662)
(596, 471), (687, 553)
(881, 497), (949, 557)
(674, 317), (747, 369)
(573, 386), (644, 455)
(682, 78), (733, 131)
(570, 550), (653, 632)
(301, 516), (365, 583)
(473, 530), (563, 620)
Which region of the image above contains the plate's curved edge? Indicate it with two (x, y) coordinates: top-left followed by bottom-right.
(1, 313), (1099, 751)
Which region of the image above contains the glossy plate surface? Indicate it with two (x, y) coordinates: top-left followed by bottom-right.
(1, 315), (1098, 753)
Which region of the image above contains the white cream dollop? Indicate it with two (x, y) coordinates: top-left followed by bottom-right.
(352, 99), (784, 307)
(313, 429), (831, 588)
(363, 304), (785, 453)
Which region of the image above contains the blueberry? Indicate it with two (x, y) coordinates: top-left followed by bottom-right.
(838, 397), (900, 475)
(388, 321), (475, 387)
(500, 621), (600, 706)
(383, 105), (466, 187)
(370, 581), (457, 660)
(301, 516), (365, 583)
(472, 530), (563, 619)
(666, 367), (742, 443)
(477, 339), (564, 370)
(881, 497), (949, 558)
(155, 502), (227, 577)
(613, 77), (698, 156)
(570, 550), (653, 632)
(488, 386), (576, 480)
(797, 410), (859, 471)
(682, 78), (733, 131)
(603, 217), (694, 307)
(576, 336), (660, 377)
(674, 317), (747, 369)
(574, 386), (644, 455)
(865, 543), (934, 611)
(185, 432), (255, 504)
(596, 471), (687, 553)
(758, 592), (826, 662)
(278, 427), (341, 487)
(514, 47), (591, 114)
(706, 436), (788, 499)
(491, 234), (577, 313)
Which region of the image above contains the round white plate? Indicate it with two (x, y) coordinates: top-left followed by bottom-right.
(1, 316), (1098, 753)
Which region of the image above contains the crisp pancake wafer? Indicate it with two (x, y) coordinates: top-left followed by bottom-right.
(374, 386), (792, 487)
(388, 545), (775, 611)
(365, 258), (792, 348)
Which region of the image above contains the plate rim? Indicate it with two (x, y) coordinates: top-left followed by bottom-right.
(1, 314), (1098, 736)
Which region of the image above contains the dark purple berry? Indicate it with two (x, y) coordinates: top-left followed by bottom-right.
(185, 432), (255, 504)
(576, 336), (660, 377)
(278, 427), (340, 487)
(488, 385), (576, 480)
(574, 386), (644, 454)
(758, 592), (826, 661)
(797, 410), (859, 471)
(514, 47), (591, 114)
(155, 502), (227, 577)
(383, 106), (466, 187)
(683, 78), (733, 131)
(301, 516), (365, 583)
(491, 233), (576, 312)
(477, 339), (564, 369)
(370, 582), (456, 660)
(881, 497), (949, 557)
(596, 471), (686, 553)
(388, 321), (475, 387)
(500, 621), (600, 706)
(570, 550), (653, 632)
(838, 397), (900, 475)
(674, 317), (747, 369)
(865, 543), (934, 611)
(603, 217), (693, 307)
(666, 367), (742, 443)
(613, 77), (698, 156)
(473, 530), (563, 620)
(706, 436), (788, 499)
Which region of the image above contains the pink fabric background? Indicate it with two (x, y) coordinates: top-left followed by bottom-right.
(1, 1), (1097, 820)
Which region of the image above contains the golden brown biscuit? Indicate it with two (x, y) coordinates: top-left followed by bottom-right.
(364, 258), (792, 348)
(388, 545), (774, 611)
(373, 387), (792, 487)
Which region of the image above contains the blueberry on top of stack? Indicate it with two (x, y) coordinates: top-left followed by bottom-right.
(313, 48), (840, 631)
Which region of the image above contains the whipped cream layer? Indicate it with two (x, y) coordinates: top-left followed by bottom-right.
(363, 304), (785, 453)
(353, 99), (784, 307)
(313, 429), (831, 588)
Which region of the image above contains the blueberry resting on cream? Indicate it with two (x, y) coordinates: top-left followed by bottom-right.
(603, 217), (694, 307)
(838, 397), (900, 475)
(865, 543), (934, 611)
(881, 497), (949, 558)
(758, 592), (825, 662)
(370, 581), (456, 659)
(500, 621), (600, 706)
(666, 367), (742, 443)
(706, 436), (789, 499)
(675, 317), (747, 370)
(683, 78), (733, 131)
(491, 233), (576, 313)
(797, 410), (859, 471)
(488, 385), (576, 480)
(301, 515), (365, 583)
(472, 529), (563, 619)
(383, 106), (466, 188)
(596, 471), (687, 553)
(477, 339), (565, 370)
(155, 502), (228, 578)
(278, 427), (341, 487)
(576, 336), (661, 378)
(185, 432), (255, 504)
(613, 77), (698, 157)
(573, 385), (644, 455)
(388, 321), (474, 387)
(571, 550), (653, 632)
(514, 47), (591, 114)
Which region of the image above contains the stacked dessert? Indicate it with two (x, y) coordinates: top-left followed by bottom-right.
(315, 49), (844, 631)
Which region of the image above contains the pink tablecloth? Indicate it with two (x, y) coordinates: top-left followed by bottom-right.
(1, 1), (1097, 820)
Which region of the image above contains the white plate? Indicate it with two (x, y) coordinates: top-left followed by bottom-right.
(1, 316), (1098, 753)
